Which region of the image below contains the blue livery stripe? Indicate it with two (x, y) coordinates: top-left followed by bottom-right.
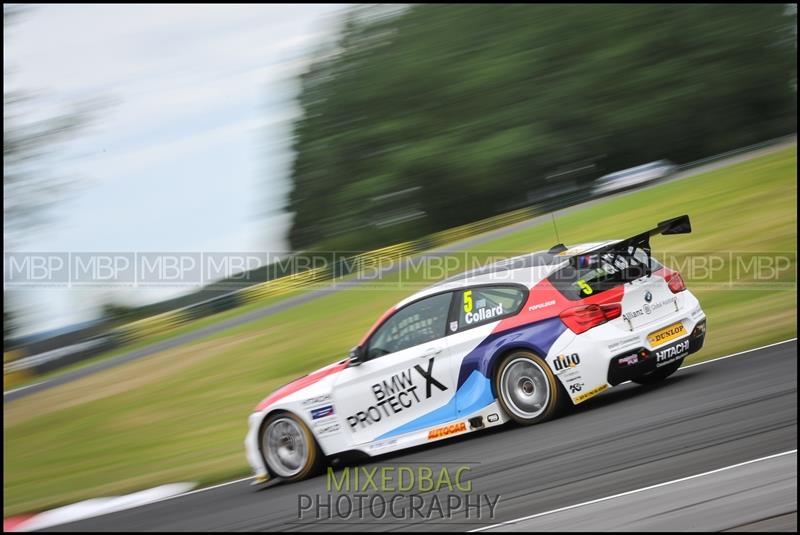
(372, 318), (567, 442)
(456, 317), (566, 388)
(375, 370), (494, 440)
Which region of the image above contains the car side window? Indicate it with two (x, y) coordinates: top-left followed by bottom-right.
(365, 292), (452, 360)
(455, 285), (526, 331)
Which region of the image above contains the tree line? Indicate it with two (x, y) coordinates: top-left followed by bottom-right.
(286, 4), (796, 251)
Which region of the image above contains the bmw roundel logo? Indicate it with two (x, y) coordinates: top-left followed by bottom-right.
(644, 291), (653, 303)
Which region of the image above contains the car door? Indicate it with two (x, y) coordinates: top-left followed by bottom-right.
(446, 285), (529, 416)
(333, 291), (458, 445)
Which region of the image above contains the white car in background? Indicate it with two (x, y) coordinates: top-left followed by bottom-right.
(593, 160), (677, 196)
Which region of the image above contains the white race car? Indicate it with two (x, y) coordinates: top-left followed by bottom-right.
(593, 160), (678, 197)
(245, 215), (707, 483)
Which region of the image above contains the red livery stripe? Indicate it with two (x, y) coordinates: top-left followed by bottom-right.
(580, 283), (624, 306)
(493, 279), (569, 333)
(493, 276), (628, 334)
(358, 305), (396, 346)
(255, 360), (349, 411)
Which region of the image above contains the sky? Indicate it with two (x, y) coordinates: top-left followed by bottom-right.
(4, 4), (349, 335)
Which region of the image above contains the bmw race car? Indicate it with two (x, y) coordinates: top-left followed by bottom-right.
(245, 215), (707, 483)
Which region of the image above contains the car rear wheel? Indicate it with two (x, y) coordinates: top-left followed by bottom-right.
(261, 412), (322, 481)
(632, 358), (683, 385)
(494, 350), (565, 424)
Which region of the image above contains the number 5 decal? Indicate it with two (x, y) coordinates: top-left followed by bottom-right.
(577, 279), (593, 295)
(463, 290), (473, 313)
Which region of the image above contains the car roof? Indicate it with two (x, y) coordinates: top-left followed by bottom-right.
(394, 240), (621, 307)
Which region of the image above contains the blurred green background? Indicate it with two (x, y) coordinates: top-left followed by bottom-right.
(3, 3), (797, 518)
(4, 146), (796, 515)
(287, 4), (796, 251)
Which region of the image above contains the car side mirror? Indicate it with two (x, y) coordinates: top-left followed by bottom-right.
(348, 345), (365, 367)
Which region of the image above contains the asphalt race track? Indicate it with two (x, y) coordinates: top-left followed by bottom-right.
(45, 339), (797, 532)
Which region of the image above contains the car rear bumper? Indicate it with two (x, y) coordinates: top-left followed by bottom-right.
(607, 319), (706, 385)
(548, 292), (707, 404)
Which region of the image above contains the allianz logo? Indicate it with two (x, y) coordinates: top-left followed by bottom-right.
(625, 296), (677, 319)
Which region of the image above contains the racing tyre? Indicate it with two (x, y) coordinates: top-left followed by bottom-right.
(494, 350), (565, 425)
(632, 358), (683, 385)
(261, 412), (323, 481)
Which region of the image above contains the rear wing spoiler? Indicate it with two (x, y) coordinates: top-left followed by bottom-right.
(566, 214), (692, 277)
(634, 213), (692, 239)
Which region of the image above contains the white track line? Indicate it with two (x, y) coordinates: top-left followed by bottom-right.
(156, 337), (797, 504)
(3, 382), (45, 396)
(680, 337), (797, 370)
(12, 483), (198, 532)
(149, 476), (255, 502)
(107, 337), (800, 505)
(612, 337), (798, 387)
(11, 336), (797, 528)
(469, 449), (798, 532)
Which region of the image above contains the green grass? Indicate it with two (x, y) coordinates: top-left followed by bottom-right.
(6, 287), (316, 391)
(3, 146), (796, 516)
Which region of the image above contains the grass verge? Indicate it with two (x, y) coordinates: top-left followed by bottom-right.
(3, 146), (796, 515)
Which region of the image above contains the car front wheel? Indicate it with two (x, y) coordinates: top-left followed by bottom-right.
(261, 412), (322, 481)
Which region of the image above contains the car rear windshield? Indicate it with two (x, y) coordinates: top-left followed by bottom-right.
(548, 246), (663, 300)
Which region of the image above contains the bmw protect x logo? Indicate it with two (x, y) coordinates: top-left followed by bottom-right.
(644, 291), (653, 303)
